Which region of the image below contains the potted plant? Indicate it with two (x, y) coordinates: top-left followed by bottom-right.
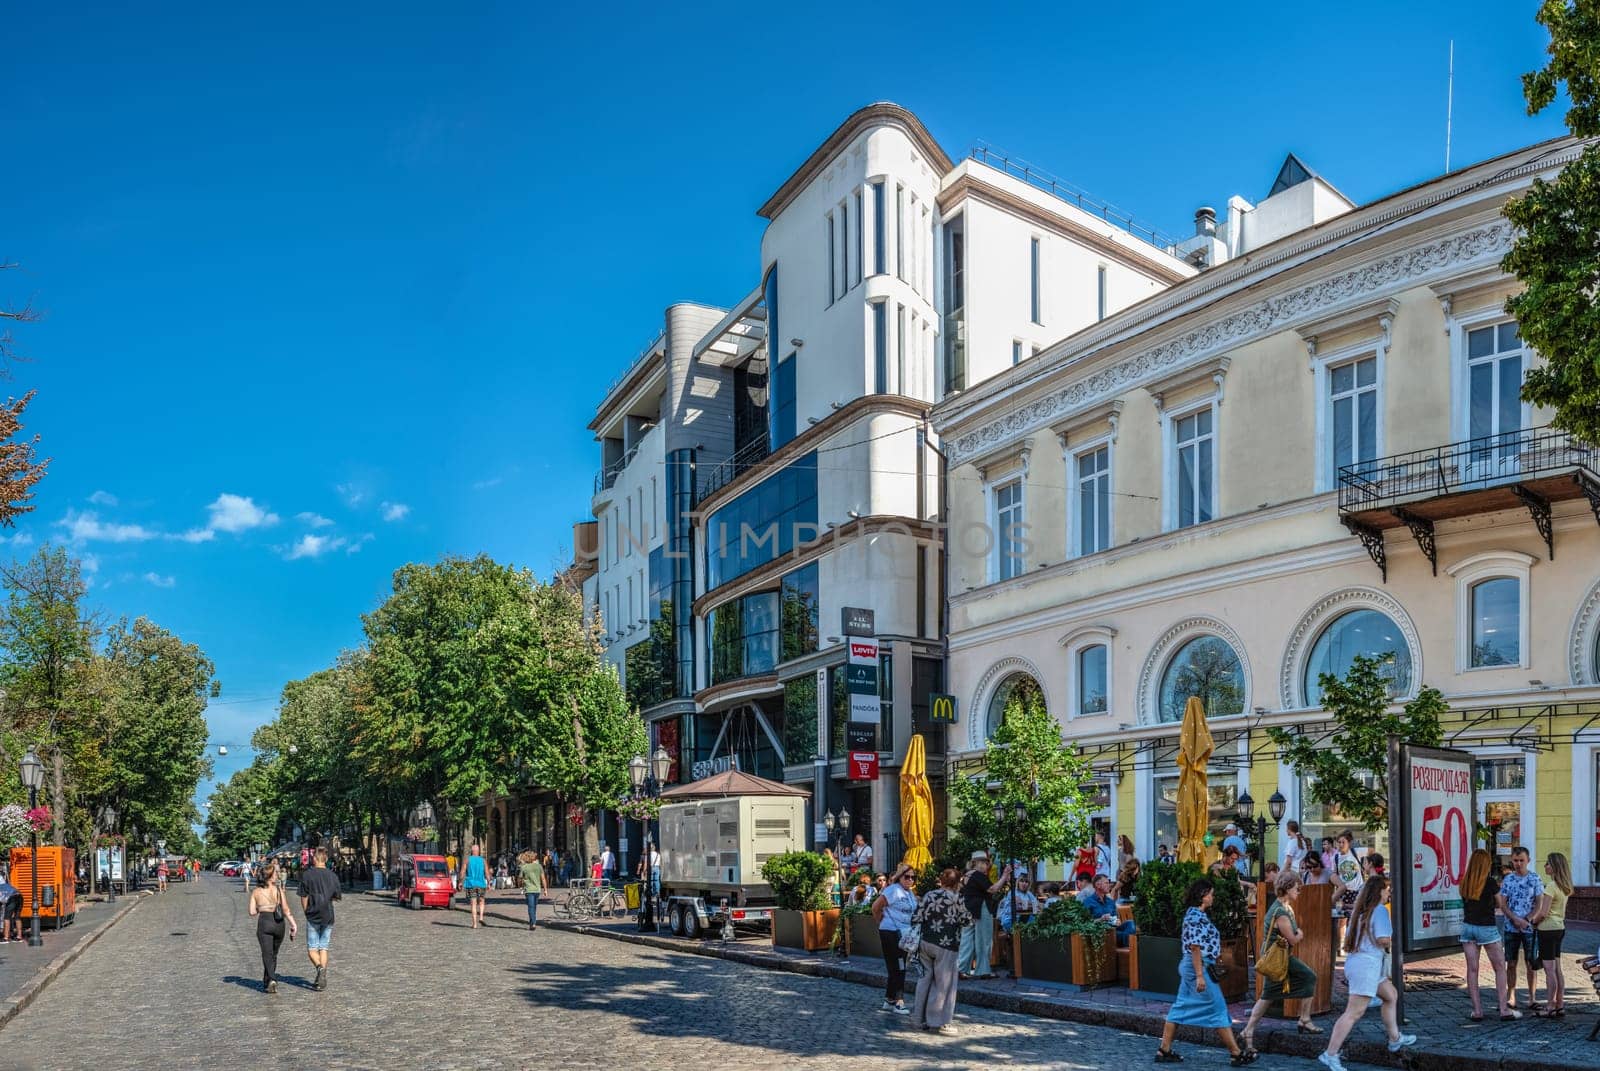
(762, 851), (839, 951)
(1017, 897), (1117, 986)
(839, 900), (881, 958)
(1130, 859), (1204, 995)
(1206, 867), (1251, 1001)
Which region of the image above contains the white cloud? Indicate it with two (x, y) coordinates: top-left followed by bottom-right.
(206, 494), (279, 533)
(81, 553), (100, 574)
(143, 572), (176, 589)
(335, 483), (368, 507)
(0, 531), (33, 547)
(380, 501), (410, 522)
(173, 527), (215, 544)
(58, 510), (157, 544)
(345, 533), (375, 555)
(286, 533), (347, 560)
(296, 512), (334, 528)
(88, 490), (119, 507)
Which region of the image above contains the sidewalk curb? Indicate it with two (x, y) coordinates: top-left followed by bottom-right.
(0, 898), (141, 1033)
(504, 909), (1595, 1071)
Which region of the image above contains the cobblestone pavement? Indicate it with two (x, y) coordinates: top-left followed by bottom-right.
(0, 880), (1320, 1071)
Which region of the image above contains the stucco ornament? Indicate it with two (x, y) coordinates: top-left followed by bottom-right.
(1137, 616), (1252, 726)
(1570, 576), (1600, 686)
(968, 655), (1046, 751)
(1278, 587), (1422, 708)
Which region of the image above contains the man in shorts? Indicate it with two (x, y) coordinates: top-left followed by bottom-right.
(298, 847), (343, 991)
(1497, 845), (1545, 1010)
(461, 843), (489, 929)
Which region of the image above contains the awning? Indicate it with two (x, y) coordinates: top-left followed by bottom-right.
(660, 769), (811, 800)
(691, 283), (767, 367)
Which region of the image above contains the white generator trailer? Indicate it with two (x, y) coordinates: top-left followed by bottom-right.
(657, 793), (806, 939)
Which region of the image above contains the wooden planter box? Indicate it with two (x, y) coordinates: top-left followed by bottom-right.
(1132, 933), (1182, 995)
(773, 908), (839, 951)
(1217, 936), (1249, 1002)
(845, 915), (883, 959)
(1018, 930), (1118, 986)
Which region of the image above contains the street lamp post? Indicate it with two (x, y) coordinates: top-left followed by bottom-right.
(19, 747), (43, 947)
(628, 747), (672, 932)
(1236, 790), (1288, 887)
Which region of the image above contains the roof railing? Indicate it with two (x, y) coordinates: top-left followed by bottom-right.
(969, 143), (1181, 252)
(597, 332), (666, 410)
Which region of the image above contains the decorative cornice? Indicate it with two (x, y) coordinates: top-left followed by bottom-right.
(1136, 616), (1252, 726)
(967, 655), (1046, 751)
(1570, 576), (1600, 686)
(948, 222), (1515, 466)
(757, 103), (953, 221)
(1278, 587), (1422, 708)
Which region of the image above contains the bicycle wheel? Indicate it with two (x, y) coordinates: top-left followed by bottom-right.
(567, 891), (596, 920)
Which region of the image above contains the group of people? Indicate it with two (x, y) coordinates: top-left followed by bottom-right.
(244, 845), (342, 995)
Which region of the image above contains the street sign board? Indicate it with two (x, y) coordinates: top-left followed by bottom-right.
(1391, 742), (1476, 954)
(849, 693), (881, 724)
(846, 723), (876, 751)
(848, 751), (880, 780)
(845, 662), (877, 693)
(847, 639), (880, 723)
(841, 607), (875, 637)
(929, 692), (958, 723)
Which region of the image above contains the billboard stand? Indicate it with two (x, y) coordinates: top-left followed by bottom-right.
(1388, 735), (1478, 1028)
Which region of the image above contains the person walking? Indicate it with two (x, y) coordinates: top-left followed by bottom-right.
(1154, 878), (1255, 1065)
(599, 843), (615, 884)
(1458, 848), (1517, 1020)
(157, 857), (168, 893)
(518, 849), (544, 930)
(1533, 852), (1573, 1018)
(1093, 830), (1116, 879)
(1333, 831), (1364, 915)
(956, 852), (1006, 979)
(298, 846), (342, 991)
(909, 867), (972, 1035)
(0, 867), (16, 944)
(871, 864), (918, 1014)
(1281, 820), (1309, 873)
(1241, 870), (1321, 1050)
(1317, 877), (1415, 1071)
(248, 861), (296, 994)
(1497, 845), (1544, 1011)
(460, 843), (489, 929)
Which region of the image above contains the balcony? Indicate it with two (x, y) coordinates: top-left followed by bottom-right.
(593, 440), (642, 495)
(698, 431), (771, 505)
(1338, 425), (1600, 580)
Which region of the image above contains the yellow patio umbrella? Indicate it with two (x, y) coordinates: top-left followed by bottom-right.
(1176, 696), (1214, 866)
(900, 733), (934, 871)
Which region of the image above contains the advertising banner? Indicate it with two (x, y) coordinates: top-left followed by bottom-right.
(848, 751), (880, 781)
(847, 639), (880, 724)
(1391, 742), (1476, 954)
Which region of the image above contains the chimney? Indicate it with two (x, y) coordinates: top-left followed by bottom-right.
(1194, 206), (1217, 237)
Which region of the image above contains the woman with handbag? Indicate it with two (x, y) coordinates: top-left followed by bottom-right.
(872, 864), (919, 1014)
(248, 860), (297, 994)
(909, 867), (973, 1035)
(1155, 878), (1255, 1065)
(1240, 870), (1321, 1051)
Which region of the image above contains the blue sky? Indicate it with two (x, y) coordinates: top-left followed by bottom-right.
(0, 3), (1566, 810)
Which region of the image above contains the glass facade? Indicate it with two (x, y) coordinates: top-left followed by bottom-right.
(1471, 577), (1520, 667)
(705, 452), (819, 591)
(1303, 608), (1412, 706)
(1153, 771), (1239, 859)
(783, 674), (819, 764)
(779, 562), (819, 662)
(1158, 635), (1245, 723)
(664, 448), (696, 697)
(707, 591), (779, 686)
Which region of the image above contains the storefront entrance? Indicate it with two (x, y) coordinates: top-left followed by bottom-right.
(1475, 755), (1529, 871)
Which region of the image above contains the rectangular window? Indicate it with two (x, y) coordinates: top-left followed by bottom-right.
(896, 304), (906, 396)
(1174, 407), (1215, 529)
(1077, 644), (1108, 715)
(872, 180), (886, 276)
(771, 352), (797, 451)
(826, 213), (836, 304)
(872, 302), (888, 394)
(839, 200), (850, 296)
(1097, 265), (1108, 321)
(1029, 237), (1042, 324)
(853, 189), (864, 286)
(895, 185), (905, 281)
(994, 478), (1025, 581)
(705, 452), (819, 591)
(1465, 320), (1525, 476)
(1328, 355), (1378, 486)
(943, 213), (966, 394)
(1075, 445), (1111, 555)
(779, 562), (819, 661)
(879, 651), (894, 749)
(1012, 340), (1023, 366)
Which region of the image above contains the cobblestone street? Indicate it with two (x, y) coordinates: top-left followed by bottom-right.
(0, 880), (1322, 1071)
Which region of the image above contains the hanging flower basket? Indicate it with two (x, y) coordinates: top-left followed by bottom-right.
(566, 804), (586, 828)
(0, 805), (31, 849)
(93, 833), (128, 848)
(405, 826), (436, 843)
(614, 796), (661, 822)
(24, 807), (52, 834)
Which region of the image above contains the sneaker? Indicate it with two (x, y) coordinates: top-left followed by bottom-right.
(1316, 1053), (1345, 1071)
(932, 1025), (958, 1036)
(266, 981), (278, 994)
(1387, 1034), (1417, 1053)
(890, 1002), (911, 1016)
(314, 968), (326, 991)
(880, 1000), (896, 1012)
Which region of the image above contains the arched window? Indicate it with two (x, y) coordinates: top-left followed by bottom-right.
(1158, 636), (1245, 723)
(1471, 577), (1521, 668)
(1303, 609), (1414, 706)
(986, 673), (1044, 740)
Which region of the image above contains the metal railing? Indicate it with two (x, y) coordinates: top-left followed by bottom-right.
(593, 440), (643, 495)
(970, 144), (1180, 252)
(1337, 425), (1597, 513)
(597, 332), (666, 409)
(697, 432), (771, 505)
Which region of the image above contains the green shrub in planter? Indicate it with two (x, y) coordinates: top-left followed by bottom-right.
(1206, 866), (1249, 940)
(1131, 859), (1205, 938)
(761, 851), (835, 911)
(1018, 898), (1114, 984)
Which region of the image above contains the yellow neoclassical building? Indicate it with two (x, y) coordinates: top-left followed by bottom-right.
(932, 138), (1600, 915)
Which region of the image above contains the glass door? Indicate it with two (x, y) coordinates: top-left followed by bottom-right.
(1465, 322), (1525, 482)
(1475, 756), (1527, 872)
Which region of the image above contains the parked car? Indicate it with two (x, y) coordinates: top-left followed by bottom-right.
(214, 860), (240, 873)
(393, 854), (453, 910)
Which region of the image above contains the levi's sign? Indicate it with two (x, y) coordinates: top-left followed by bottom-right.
(847, 638), (880, 723)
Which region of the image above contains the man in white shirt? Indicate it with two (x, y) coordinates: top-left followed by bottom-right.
(1093, 831), (1115, 879)
(599, 844), (615, 884)
(848, 834), (872, 871)
(1221, 823), (1250, 875)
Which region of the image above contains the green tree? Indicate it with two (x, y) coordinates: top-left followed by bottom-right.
(1503, 0), (1600, 443)
(1268, 653), (1448, 830)
(948, 678), (1096, 867)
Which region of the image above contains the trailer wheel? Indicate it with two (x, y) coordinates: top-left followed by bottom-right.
(668, 903), (685, 937)
(684, 909), (702, 940)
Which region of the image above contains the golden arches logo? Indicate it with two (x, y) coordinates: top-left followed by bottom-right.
(930, 693), (957, 723)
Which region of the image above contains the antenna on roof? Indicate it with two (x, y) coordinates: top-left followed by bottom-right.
(1445, 39), (1455, 172)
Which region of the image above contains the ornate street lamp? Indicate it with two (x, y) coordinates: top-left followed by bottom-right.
(1236, 790), (1288, 887)
(19, 747), (43, 947)
(629, 747), (674, 932)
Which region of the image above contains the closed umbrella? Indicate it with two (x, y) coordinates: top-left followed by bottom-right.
(900, 733), (934, 871)
(1176, 696), (1213, 866)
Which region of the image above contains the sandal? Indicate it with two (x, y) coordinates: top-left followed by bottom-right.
(1500, 1011), (1522, 1021)
(1297, 1022), (1324, 1034)
(1230, 1051), (1258, 1067)
(1154, 1050), (1184, 1064)
(1468, 1013), (1484, 1022)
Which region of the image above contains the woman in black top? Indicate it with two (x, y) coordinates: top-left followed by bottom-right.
(1458, 849), (1516, 1021)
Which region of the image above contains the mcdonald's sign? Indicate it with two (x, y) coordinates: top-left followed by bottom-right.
(929, 692), (958, 724)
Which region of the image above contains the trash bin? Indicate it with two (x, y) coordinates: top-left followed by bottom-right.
(624, 882), (641, 910)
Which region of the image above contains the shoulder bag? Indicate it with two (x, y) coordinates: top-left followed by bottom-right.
(1256, 904), (1290, 983)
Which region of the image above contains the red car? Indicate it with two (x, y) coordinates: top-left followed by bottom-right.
(395, 854), (453, 909)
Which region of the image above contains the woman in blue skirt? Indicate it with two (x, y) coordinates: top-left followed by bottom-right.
(1155, 878), (1255, 1065)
